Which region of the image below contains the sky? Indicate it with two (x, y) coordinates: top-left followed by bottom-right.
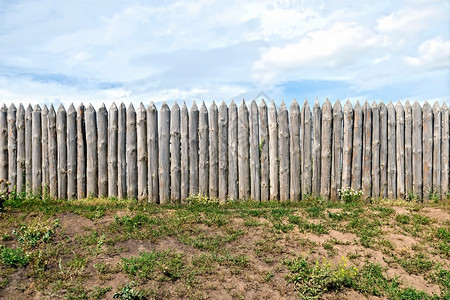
(0, 0), (449, 108)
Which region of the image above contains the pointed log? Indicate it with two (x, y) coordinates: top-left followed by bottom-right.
(250, 101), (260, 201)
(320, 99), (332, 199)
(16, 104), (25, 193)
(136, 103), (147, 200)
(404, 101), (413, 198)
(189, 102), (199, 195)
(48, 105), (58, 198)
(77, 104), (86, 199)
(259, 100), (269, 201)
(351, 101), (362, 192)
(432, 102), (441, 197)
(289, 100), (301, 201)
(147, 102), (158, 203)
(441, 104), (449, 197)
(331, 100), (343, 201)
(278, 101), (290, 201)
(238, 100), (250, 199)
(108, 103), (118, 198)
(97, 104), (108, 198)
(180, 103), (189, 202)
(25, 105), (32, 191)
(396, 102), (405, 199)
(302, 99), (312, 197)
(228, 101), (238, 199)
(312, 99), (321, 196)
(85, 104), (97, 198)
(171, 103), (181, 202)
(218, 101), (228, 202)
(198, 102), (209, 196)
(118, 104), (127, 198)
(41, 105), (49, 192)
(159, 103), (170, 203)
(412, 102), (423, 199)
(8, 104), (17, 191)
(371, 102), (380, 198)
(342, 101), (353, 191)
(362, 102), (372, 198)
(67, 104), (77, 199)
(379, 102), (388, 198)
(56, 105), (67, 199)
(422, 102), (432, 201)
(209, 102), (219, 199)
(127, 104), (137, 199)
(269, 101), (279, 200)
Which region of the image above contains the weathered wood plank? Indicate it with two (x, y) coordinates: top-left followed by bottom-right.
(77, 104), (86, 199)
(342, 101), (353, 191)
(278, 101), (290, 201)
(136, 103), (147, 200)
(331, 100), (343, 201)
(422, 102), (432, 201)
(118, 104), (127, 199)
(404, 101), (413, 198)
(250, 101), (260, 201)
(289, 100), (300, 201)
(320, 99), (332, 199)
(25, 105), (32, 191)
(180, 103), (189, 202)
(371, 102), (380, 198)
(32, 105), (42, 193)
(441, 104), (449, 198)
(41, 105), (49, 192)
(387, 102), (396, 199)
(48, 105), (58, 198)
(351, 101), (362, 192)
(312, 99), (321, 196)
(97, 104), (108, 198)
(396, 102), (405, 199)
(302, 99), (312, 197)
(0, 105), (8, 190)
(86, 104), (97, 198)
(228, 101), (238, 200)
(127, 104), (137, 199)
(362, 102), (372, 198)
(171, 103), (181, 202)
(198, 102), (209, 196)
(57, 105), (67, 199)
(379, 102), (388, 198)
(8, 105), (17, 191)
(269, 101), (279, 200)
(147, 102), (158, 203)
(412, 101), (423, 200)
(67, 104), (77, 199)
(209, 102), (219, 199)
(238, 100), (250, 199)
(259, 100), (269, 201)
(189, 102), (199, 195)
(432, 102), (441, 197)
(159, 103), (170, 203)
(108, 103), (118, 198)
(17, 104), (25, 193)
(218, 101), (228, 202)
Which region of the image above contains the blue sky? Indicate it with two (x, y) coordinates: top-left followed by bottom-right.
(0, 0), (449, 108)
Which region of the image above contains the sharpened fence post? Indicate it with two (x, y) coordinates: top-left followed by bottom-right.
(199, 102), (209, 196)
(371, 102), (380, 198)
(289, 100), (300, 201)
(218, 102), (228, 202)
(331, 100), (342, 201)
(209, 102), (219, 199)
(171, 103), (181, 202)
(180, 103), (189, 202)
(57, 105), (67, 199)
(396, 102), (405, 199)
(312, 99), (321, 196)
(342, 101), (353, 191)
(387, 102), (396, 199)
(0, 105), (7, 190)
(379, 102), (388, 198)
(137, 103), (147, 200)
(259, 100), (269, 201)
(302, 99), (312, 197)
(67, 104), (77, 199)
(86, 104), (97, 198)
(25, 105), (32, 191)
(147, 102), (158, 203)
(17, 104), (25, 193)
(127, 104), (137, 199)
(48, 106), (58, 198)
(108, 103), (118, 198)
(412, 102), (423, 199)
(41, 105), (49, 192)
(269, 101), (279, 200)
(351, 101), (362, 192)
(8, 105), (17, 191)
(278, 102), (290, 201)
(432, 103), (441, 197)
(238, 100), (250, 200)
(228, 101), (238, 200)
(118, 103), (127, 199)
(441, 104), (449, 198)
(189, 102), (199, 196)
(320, 99), (332, 200)
(422, 102), (432, 201)
(404, 101), (413, 198)
(362, 102), (372, 199)
(159, 102), (170, 203)
(77, 104), (86, 199)
(32, 105), (42, 193)
(250, 101), (260, 201)
(97, 104), (108, 198)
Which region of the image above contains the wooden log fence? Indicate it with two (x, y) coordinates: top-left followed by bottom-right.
(0, 100), (448, 202)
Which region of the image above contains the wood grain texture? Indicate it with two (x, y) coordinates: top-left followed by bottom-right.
(422, 102), (432, 201)
(8, 105), (17, 191)
(86, 104), (97, 198)
(362, 102), (372, 198)
(432, 102), (441, 197)
(136, 103), (147, 200)
(108, 103), (118, 197)
(25, 105), (32, 191)
(379, 102), (388, 198)
(320, 99), (332, 199)
(351, 101), (362, 192)
(32, 105), (42, 193)
(404, 101), (413, 198)
(371, 102), (380, 198)
(198, 102), (209, 196)
(171, 103), (181, 202)
(250, 101), (260, 201)
(48, 105), (58, 198)
(0, 105), (8, 190)
(77, 104), (87, 199)
(189, 102), (199, 195)
(278, 102), (290, 201)
(218, 101), (228, 201)
(412, 102), (423, 199)
(118, 103), (127, 199)
(180, 103), (189, 202)
(302, 99), (312, 197)
(159, 103), (170, 203)
(441, 104), (449, 197)
(56, 105), (67, 199)
(97, 104), (108, 198)
(342, 101), (353, 191)
(289, 100), (300, 201)
(16, 104), (25, 193)
(312, 99), (321, 196)
(209, 102), (219, 198)
(387, 102), (396, 199)
(331, 100), (342, 201)
(127, 104), (137, 199)
(238, 100), (250, 199)
(67, 104), (77, 199)
(259, 100), (269, 201)
(269, 101), (279, 200)
(396, 102), (405, 199)
(147, 102), (159, 203)
(41, 105), (49, 192)
(228, 101), (238, 200)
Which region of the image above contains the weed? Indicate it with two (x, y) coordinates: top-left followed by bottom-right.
(306, 206), (324, 218)
(396, 214), (411, 224)
(13, 219), (60, 249)
(90, 286), (112, 300)
(339, 187), (363, 203)
(264, 271), (274, 282)
(397, 253), (434, 275)
(0, 246), (29, 267)
(113, 282), (145, 300)
(412, 214), (431, 225)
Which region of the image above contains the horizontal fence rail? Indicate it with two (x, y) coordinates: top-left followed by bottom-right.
(0, 100), (448, 203)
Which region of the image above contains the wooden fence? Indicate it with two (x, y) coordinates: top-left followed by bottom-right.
(0, 99), (448, 202)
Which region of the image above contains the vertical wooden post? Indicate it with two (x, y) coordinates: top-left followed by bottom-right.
(218, 101), (228, 201)
(159, 102), (170, 203)
(147, 102), (158, 203)
(342, 101), (353, 190)
(118, 103), (127, 199)
(238, 100), (250, 199)
(396, 102), (405, 199)
(108, 103), (118, 198)
(17, 104), (25, 193)
(412, 102), (423, 200)
(48, 105), (58, 198)
(198, 102), (209, 196)
(379, 102), (388, 198)
(180, 103), (189, 202)
(86, 104), (97, 198)
(77, 104), (86, 199)
(228, 101), (238, 200)
(250, 100), (260, 201)
(321, 99), (332, 199)
(387, 102), (396, 199)
(259, 100), (269, 201)
(331, 100), (343, 201)
(67, 104), (77, 199)
(312, 99), (321, 196)
(25, 105), (32, 191)
(302, 99), (312, 197)
(404, 101), (413, 198)
(8, 104), (17, 191)
(209, 102), (219, 199)
(171, 103), (181, 202)
(289, 100), (301, 201)
(432, 102), (441, 197)
(97, 104), (108, 198)
(371, 102), (380, 198)
(278, 101), (290, 201)
(41, 105), (49, 192)
(57, 104), (67, 199)
(127, 104), (137, 199)
(32, 105), (42, 193)
(189, 102), (199, 195)
(136, 103), (147, 200)
(362, 102), (372, 198)
(422, 102), (432, 200)
(441, 104), (449, 198)
(269, 101), (279, 200)
(351, 101), (362, 192)
(0, 105), (8, 191)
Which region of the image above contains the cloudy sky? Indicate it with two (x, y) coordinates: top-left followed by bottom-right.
(0, 0), (449, 107)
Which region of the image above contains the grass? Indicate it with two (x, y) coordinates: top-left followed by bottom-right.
(0, 191), (448, 299)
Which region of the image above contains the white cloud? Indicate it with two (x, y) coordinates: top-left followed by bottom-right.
(404, 36), (450, 69)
